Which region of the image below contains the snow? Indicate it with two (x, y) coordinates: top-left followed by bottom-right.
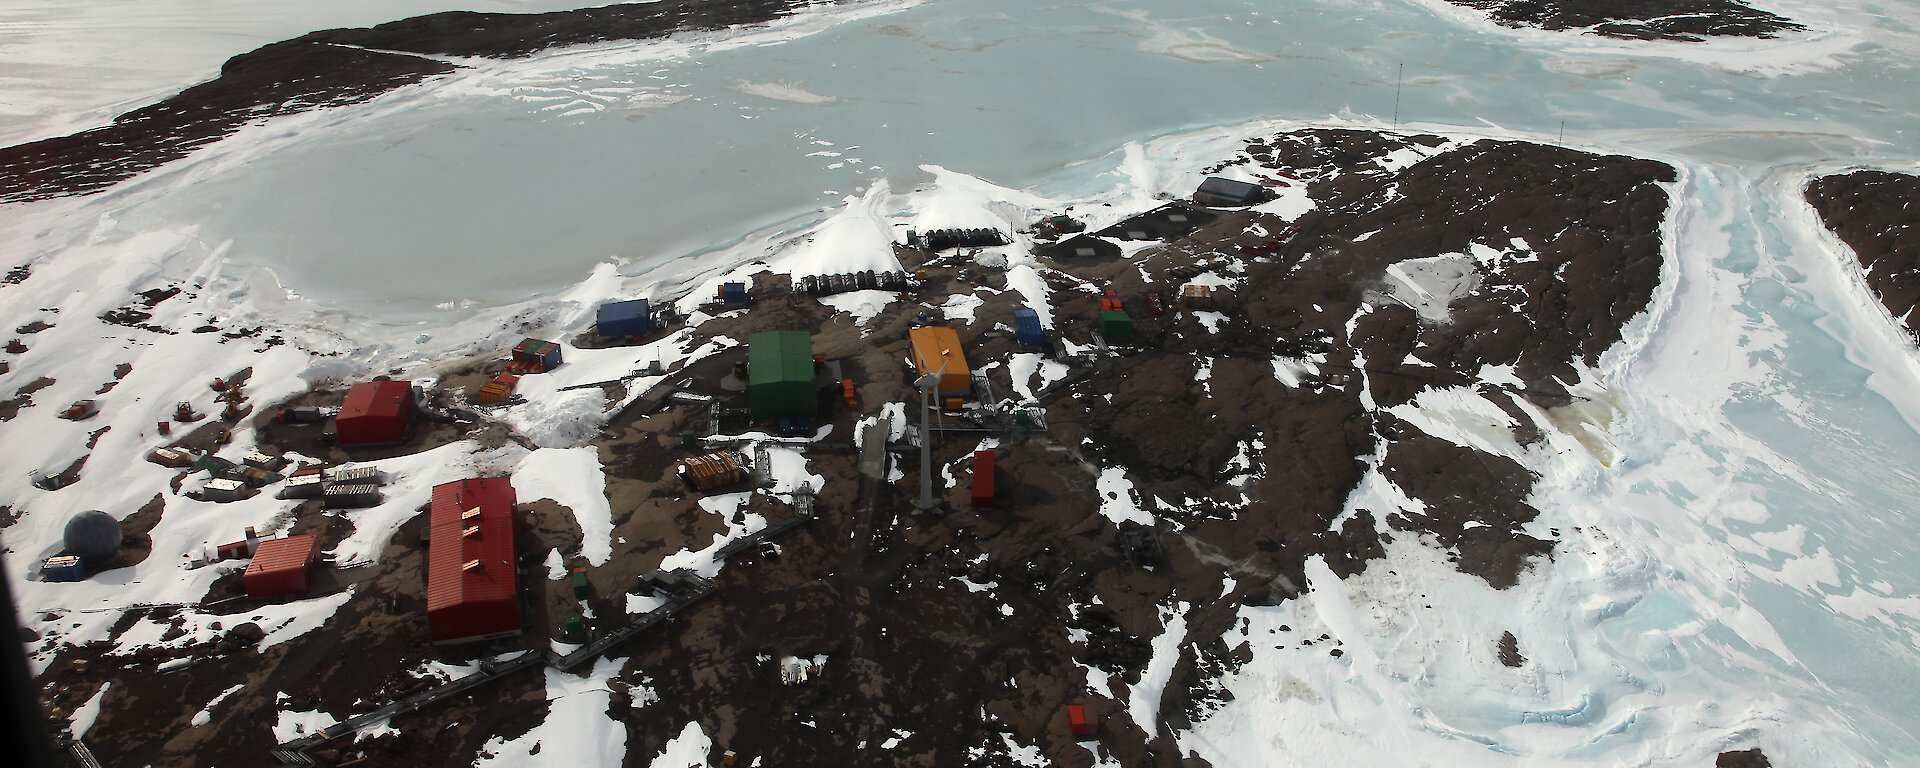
(1006, 353), (1068, 402)
(941, 292), (986, 325)
(656, 492), (760, 578)
(907, 164), (1057, 234)
(272, 706), (338, 744)
(626, 592), (668, 615)
(766, 180), (905, 277)
(729, 80), (841, 106)
(1384, 255), (1480, 323)
(476, 656), (627, 768)
(190, 684), (246, 727)
(1004, 266), (1054, 327)
(761, 443), (825, 495)
(1271, 356), (1320, 387)
(819, 289), (899, 328)
(259, 590), (356, 650)
(1252, 183), (1316, 221)
(1095, 468), (1153, 526)
(513, 447), (615, 566)
(1387, 386), (1530, 463)
(1128, 603), (1189, 737)
(648, 721), (713, 768)
(68, 682), (109, 738)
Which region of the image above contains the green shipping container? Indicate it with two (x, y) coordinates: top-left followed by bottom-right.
(563, 616), (586, 643)
(748, 330), (817, 420)
(572, 570), (589, 599)
(1100, 310), (1134, 340)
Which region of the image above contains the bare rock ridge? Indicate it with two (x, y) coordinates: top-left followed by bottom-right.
(1806, 170), (1920, 336)
(1448, 0), (1803, 41)
(0, 0), (821, 203)
(1057, 130), (1672, 595)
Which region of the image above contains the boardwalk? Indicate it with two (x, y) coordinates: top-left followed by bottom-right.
(271, 570), (716, 767)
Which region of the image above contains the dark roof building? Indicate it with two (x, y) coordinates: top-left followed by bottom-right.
(1192, 176), (1266, 206)
(336, 381), (416, 446)
(1093, 204), (1219, 241)
(244, 535), (321, 597)
(427, 478), (520, 645)
(1037, 234), (1121, 262)
(748, 330), (817, 420)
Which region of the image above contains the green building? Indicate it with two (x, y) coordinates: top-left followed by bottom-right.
(749, 330), (817, 420)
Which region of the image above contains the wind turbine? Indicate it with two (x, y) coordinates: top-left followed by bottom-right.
(913, 356), (951, 516)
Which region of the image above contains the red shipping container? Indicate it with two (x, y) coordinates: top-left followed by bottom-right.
(971, 450), (995, 509)
(336, 380), (416, 446)
(1068, 704), (1095, 737)
(244, 535), (320, 597)
(426, 478), (521, 644)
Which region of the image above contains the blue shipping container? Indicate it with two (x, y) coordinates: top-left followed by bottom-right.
(1014, 308), (1045, 348)
(722, 282), (749, 304)
(597, 299), (651, 338)
(42, 555), (85, 582)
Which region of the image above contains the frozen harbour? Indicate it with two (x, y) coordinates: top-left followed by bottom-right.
(5, 0), (1920, 765)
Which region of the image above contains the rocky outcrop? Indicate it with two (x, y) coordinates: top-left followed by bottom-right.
(0, 0), (822, 203)
(1448, 0), (1802, 41)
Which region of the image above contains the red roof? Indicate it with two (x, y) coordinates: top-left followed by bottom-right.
(340, 380), (411, 420)
(337, 380), (415, 445)
(427, 478), (519, 642)
(244, 535), (320, 597)
(1068, 704), (1095, 737)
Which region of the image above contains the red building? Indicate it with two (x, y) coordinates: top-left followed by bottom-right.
(336, 381), (416, 446)
(1067, 704), (1096, 737)
(427, 478), (520, 644)
(244, 535), (321, 597)
(971, 450), (995, 509)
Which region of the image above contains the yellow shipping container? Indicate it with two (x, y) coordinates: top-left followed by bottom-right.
(909, 326), (971, 397)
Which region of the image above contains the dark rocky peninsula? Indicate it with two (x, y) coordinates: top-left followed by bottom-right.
(1807, 170), (1920, 337)
(0, 0), (823, 204)
(1448, 0), (1803, 41)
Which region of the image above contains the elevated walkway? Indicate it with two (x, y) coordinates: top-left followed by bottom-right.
(272, 569), (716, 766)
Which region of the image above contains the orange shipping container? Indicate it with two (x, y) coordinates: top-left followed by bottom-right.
(908, 326), (971, 398)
